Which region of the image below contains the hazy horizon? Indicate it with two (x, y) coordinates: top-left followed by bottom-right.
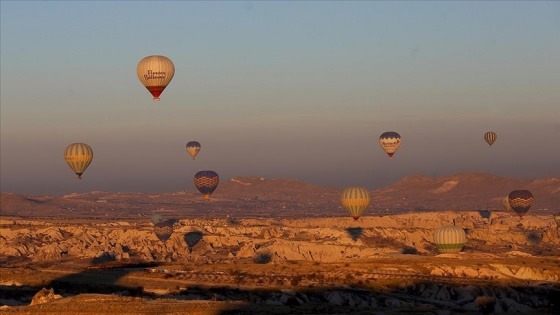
(1, 1), (559, 195)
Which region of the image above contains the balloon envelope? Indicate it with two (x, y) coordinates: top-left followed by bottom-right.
(186, 141), (201, 160)
(484, 131), (497, 146)
(433, 226), (466, 253)
(153, 219), (176, 243)
(341, 187), (370, 220)
(64, 143), (93, 179)
(508, 190), (534, 218)
(379, 132), (401, 159)
(194, 170), (219, 201)
(151, 213), (164, 225)
(137, 55), (175, 101)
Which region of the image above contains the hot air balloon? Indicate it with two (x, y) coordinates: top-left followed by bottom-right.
(379, 132), (401, 159)
(194, 170), (219, 201)
(64, 143), (93, 179)
(137, 55), (175, 101)
(508, 190), (533, 218)
(151, 213), (164, 225)
(186, 141), (201, 160)
(501, 196), (512, 212)
(433, 226), (466, 253)
(341, 187), (370, 220)
(484, 131), (497, 146)
(153, 219), (176, 243)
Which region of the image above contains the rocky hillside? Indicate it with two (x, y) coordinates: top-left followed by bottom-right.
(1, 212), (559, 314)
(1, 173), (558, 220)
(1, 212), (558, 269)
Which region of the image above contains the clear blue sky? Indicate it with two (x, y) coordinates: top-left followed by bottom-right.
(1, 1), (559, 195)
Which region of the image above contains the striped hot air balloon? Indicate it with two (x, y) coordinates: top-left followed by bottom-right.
(379, 132), (401, 159)
(433, 226), (466, 253)
(186, 141), (201, 160)
(341, 187), (370, 220)
(64, 143), (93, 179)
(137, 55), (175, 101)
(153, 219), (176, 243)
(194, 170), (219, 201)
(508, 190), (533, 218)
(484, 131), (497, 146)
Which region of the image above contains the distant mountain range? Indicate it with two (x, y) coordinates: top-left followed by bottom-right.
(1, 173), (558, 220)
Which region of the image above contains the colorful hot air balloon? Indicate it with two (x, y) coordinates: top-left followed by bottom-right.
(186, 141), (201, 160)
(379, 132), (401, 159)
(153, 219), (176, 243)
(508, 190), (534, 218)
(341, 187), (370, 220)
(64, 143), (93, 179)
(501, 196), (512, 212)
(151, 213), (164, 225)
(433, 226), (466, 253)
(194, 170), (219, 201)
(137, 55), (175, 101)
(484, 132), (497, 146)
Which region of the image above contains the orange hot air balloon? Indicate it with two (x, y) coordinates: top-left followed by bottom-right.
(137, 55), (175, 101)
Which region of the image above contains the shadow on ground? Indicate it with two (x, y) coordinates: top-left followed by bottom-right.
(1, 261), (559, 315)
(345, 227), (363, 241)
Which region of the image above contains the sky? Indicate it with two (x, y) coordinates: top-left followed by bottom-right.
(1, 1), (559, 196)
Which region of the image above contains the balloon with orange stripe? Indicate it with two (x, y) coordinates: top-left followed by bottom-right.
(508, 190), (533, 218)
(194, 170), (219, 201)
(64, 143), (93, 179)
(341, 187), (370, 220)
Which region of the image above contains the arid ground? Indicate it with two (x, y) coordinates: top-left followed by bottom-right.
(1, 174), (559, 314)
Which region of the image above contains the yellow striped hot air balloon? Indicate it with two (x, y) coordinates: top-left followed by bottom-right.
(484, 131), (497, 146)
(64, 143), (93, 179)
(341, 187), (370, 220)
(433, 226), (466, 253)
(137, 55), (175, 101)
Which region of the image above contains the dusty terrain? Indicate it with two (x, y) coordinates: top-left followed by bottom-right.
(0, 173), (559, 314)
(1, 174), (558, 221)
(1, 212), (559, 314)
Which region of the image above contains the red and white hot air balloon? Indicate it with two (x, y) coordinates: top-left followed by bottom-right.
(137, 55), (175, 101)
